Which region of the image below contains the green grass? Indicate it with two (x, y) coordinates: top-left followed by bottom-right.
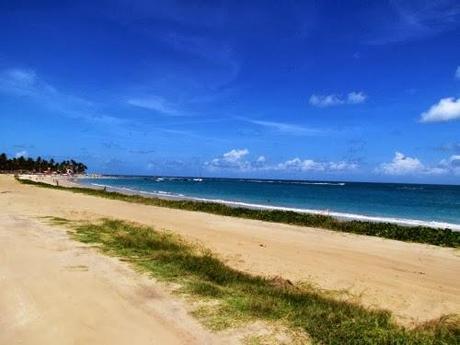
(58, 218), (459, 344)
(17, 177), (460, 248)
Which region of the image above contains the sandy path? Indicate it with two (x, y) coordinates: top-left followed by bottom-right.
(0, 213), (219, 345)
(1, 175), (459, 324)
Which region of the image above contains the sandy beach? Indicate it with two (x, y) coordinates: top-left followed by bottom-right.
(0, 214), (219, 345)
(1, 174), (459, 343)
(4, 2), (460, 342)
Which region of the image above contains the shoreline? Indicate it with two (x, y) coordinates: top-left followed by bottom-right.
(83, 180), (460, 231)
(3, 174), (460, 325)
(16, 174), (460, 248)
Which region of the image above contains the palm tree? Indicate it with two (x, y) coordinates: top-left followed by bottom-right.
(0, 152), (88, 174)
(17, 156), (26, 172)
(0, 153), (7, 171)
(26, 158), (34, 171)
(35, 156), (42, 172)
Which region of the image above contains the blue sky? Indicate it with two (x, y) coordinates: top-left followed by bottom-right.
(0, 0), (459, 183)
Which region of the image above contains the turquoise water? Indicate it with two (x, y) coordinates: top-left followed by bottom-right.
(81, 176), (460, 229)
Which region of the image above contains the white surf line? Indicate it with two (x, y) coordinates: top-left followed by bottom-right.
(86, 182), (460, 231)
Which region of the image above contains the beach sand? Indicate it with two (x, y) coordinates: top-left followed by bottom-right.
(0, 214), (219, 345)
(1, 174), (459, 336)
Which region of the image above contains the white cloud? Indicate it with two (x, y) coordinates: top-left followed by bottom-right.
(277, 158), (325, 172)
(256, 156), (266, 163)
(455, 66), (460, 80)
(205, 150), (357, 173)
(222, 148), (249, 162)
(206, 148), (252, 170)
(276, 158), (357, 172)
(251, 156), (266, 169)
(328, 161), (359, 171)
(15, 150), (28, 158)
(420, 97), (460, 123)
(377, 152), (460, 176)
(377, 152), (424, 175)
(309, 94), (343, 107)
(309, 91), (367, 107)
(127, 96), (180, 116)
(347, 91), (367, 104)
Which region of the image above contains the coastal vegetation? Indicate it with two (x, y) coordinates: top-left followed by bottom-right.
(52, 217), (460, 344)
(18, 177), (460, 247)
(0, 153), (87, 174)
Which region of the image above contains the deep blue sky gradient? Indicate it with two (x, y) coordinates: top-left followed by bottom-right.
(0, 1), (459, 183)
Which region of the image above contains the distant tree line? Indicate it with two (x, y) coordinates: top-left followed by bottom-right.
(0, 153), (87, 174)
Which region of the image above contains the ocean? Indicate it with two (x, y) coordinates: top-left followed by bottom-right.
(80, 176), (460, 230)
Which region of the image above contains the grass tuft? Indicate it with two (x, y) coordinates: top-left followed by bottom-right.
(59, 218), (459, 344)
(17, 177), (460, 248)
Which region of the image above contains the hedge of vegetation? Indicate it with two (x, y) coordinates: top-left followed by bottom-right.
(17, 177), (460, 248)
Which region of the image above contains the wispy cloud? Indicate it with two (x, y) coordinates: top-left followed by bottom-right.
(309, 91), (367, 107)
(127, 96), (181, 116)
(129, 149), (156, 155)
(243, 118), (324, 136)
(420, 97), (460, 123)
(0, 68), (51, 97)
(165, 32), (238, 69)
(159, 31), (239, 90)
(147, 158), (187, 171)
(105, 0), (231, 32)
(366, 1), (460, 45)
(435, 142), (460, 154)
(0, 68), (124, 125)
(455, 66), (460, 79)
(12, 144), (35, 150)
